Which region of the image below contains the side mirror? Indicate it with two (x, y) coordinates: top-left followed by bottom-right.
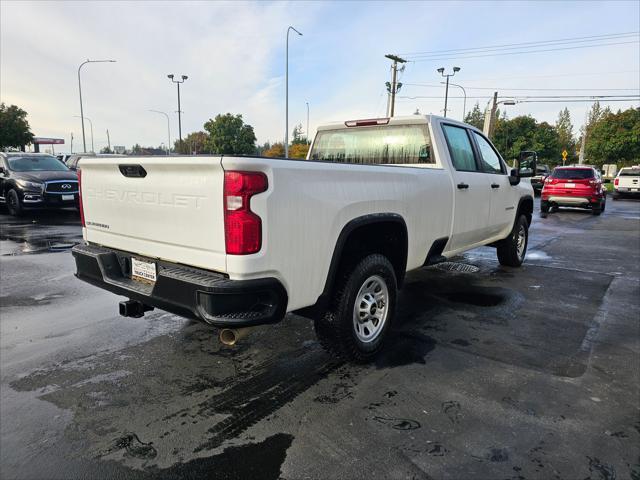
(509, 151), (537, 185)
(0, 166), (5, 175)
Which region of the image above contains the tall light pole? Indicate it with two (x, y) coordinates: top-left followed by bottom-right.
(73, 116), (94, 152)
(285, 26), (302, 158)
(305, 101), (310, 141)
(442, 81), (467, 120)
(437, 66), (460, 118)
(167, 74), (188, 149)
(78, 59), (116, 152)
(149, 110), (171, 155)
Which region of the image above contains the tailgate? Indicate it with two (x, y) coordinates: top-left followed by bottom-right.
(80, 156), (226, 273)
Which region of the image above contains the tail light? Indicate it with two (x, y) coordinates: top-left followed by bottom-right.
(614, 178), (619, 186)
(78, 169), (85, 227)
(223, 171), (267, 255)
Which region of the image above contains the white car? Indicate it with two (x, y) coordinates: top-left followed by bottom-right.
(71, 115), (535, 361)
(613, 166), (640, 199)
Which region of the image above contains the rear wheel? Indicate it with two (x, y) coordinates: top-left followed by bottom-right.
(497, 214), (528, 267)
(314, 254), (397, 362)
(6, 189), (23, 216)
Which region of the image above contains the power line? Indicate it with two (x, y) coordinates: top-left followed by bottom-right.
(408, 40), (639, 62)
(397, 95), (640, 100)
(402, 83), (639, 91)
(399, 31), (638, 56)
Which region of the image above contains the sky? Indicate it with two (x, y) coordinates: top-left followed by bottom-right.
(1, 0), (639, 152)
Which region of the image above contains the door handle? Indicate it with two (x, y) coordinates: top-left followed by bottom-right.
(491, 183), (500, 189)
(457, 183), (469, 189)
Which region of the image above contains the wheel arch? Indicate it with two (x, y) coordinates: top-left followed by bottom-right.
(294, 213), (408, 318)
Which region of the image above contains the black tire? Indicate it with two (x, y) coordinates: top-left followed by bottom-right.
(497, 214), (528, 267)
(541, 201), (550, 213)
(314, 254), (397, 363)
(6, 189), (23, 216)
(601, 200), (606, 212)
(592, 205), (602, 216)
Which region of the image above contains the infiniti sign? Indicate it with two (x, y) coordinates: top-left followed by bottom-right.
(61, 184), (72, 189)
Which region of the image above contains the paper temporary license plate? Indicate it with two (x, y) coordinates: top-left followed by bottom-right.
(131, 258), (157, 283)
(563, 183), (575, 188)
(62, 194), (75, 201)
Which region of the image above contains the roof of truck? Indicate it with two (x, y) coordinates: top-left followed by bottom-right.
(316, 115), (476, 132)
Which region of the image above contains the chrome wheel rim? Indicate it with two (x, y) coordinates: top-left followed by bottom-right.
(516, 225), (526, 259)
(353, 275), (389, 343)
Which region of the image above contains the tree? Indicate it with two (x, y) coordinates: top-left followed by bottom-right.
(257, 141), (272, 156)
(263, 143), (285, 158)
(0, 103), (34, 149)
(204, 113), (256, 155)
(494, 115), (561, 166)
(464, 102), (484, 130)
(289, 143), (310, 159)
(555, 108), (576, 162)
(100, 146), (113, 154)
(585, 107), (640, 168)
(291, 123), (308, 145)
(175, 131), (209, 154)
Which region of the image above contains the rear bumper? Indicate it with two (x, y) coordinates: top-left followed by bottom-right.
(71, 243), (288, 327)
(545, 195), (592, 206)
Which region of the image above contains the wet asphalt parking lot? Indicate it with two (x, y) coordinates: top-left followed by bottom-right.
(1, 198), (639, 480)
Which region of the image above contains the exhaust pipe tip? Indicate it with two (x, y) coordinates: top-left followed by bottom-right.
(219, 327), (253, 346)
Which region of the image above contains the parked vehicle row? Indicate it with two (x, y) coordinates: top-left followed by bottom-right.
(0, 153), (79, 216)
(613, 166), (640, 199)
(71, 115), (536, 361)
(540, 166), (606, 217)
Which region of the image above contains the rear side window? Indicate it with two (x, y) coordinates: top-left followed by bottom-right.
(310, 124), (433, 165)
(442, 125), (477, 171)
(472, 132), (504, 174)
(619, 168), (640, 176)
(551, 168), (594, 179)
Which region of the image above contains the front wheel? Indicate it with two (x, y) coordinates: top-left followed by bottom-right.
(497, 214), (528, 267)
(314, 254), (397, 362)
(6, 189), (23, 216)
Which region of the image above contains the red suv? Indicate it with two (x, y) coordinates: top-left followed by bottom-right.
(541, 167), (606, 216)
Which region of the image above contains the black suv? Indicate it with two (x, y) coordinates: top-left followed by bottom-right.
(0, 153), (79, 216)
(531, 164), (550, 194)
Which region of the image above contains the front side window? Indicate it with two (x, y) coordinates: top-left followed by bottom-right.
(472, 132), (504, 174)
(442, 124), (477, 171)
(7, 155), (69, 172)
(310, 124), (433, 165)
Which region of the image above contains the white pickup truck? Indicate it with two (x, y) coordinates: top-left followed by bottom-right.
(72, 115), (536, 361)
(613, 166), (640, 199)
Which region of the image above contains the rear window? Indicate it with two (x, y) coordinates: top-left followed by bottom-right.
(619, 168), (640, 176)
(310, 124), (433, 165)
(551, 168), (594, 180)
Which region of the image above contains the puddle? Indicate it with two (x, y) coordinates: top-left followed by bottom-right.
(526, 250), (552, 261)
(445, 292), (503, 307)
(374, 332), (437, 369)
(0, 237), (80, 256)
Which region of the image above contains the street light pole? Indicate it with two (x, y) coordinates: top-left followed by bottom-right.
(75, 116), (95, 152)
(167, 74), (188, 149)
(443, 81), (467, 120)
(149, 110), (171, 155)
(285, 26), (302, 158)
(306, 101), (309, 141)
(77, 59), (116, 152)
(437, 66), (460, 118)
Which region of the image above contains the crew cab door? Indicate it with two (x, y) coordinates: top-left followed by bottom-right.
(441, 124), (492, 250)
(470, 131), (514, 236)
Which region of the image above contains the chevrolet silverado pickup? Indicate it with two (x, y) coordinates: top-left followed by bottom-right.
(72, 115), (536, 361)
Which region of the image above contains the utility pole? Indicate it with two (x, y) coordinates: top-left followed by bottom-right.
(106, 129), (111, 152)
(306, 101), (310, 141)
(70, 132), (74, 153)
(485, 91), (499, 137)
(77, 59), (116, 153)
(385, 54), (406, 117)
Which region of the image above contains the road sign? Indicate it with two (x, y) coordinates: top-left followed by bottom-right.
(562, 150), (568, 160)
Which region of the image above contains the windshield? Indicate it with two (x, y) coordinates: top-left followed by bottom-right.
(310, 124), (433, 165)
(551, 168), (593, 180)
(619, 169), (640, 176)
(8, 155), (69, 172)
